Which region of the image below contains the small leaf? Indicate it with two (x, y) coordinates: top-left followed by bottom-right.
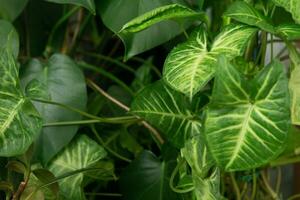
(163, 24), (257, 98)
(0, 20), (19, 57)
(271, 0), (300, 24)
(120, 4), (206, 33)
(0, 50), (42, 157)
(47, 134), (107, 200)
(45, 0), (95, 14)
(225, 1), (275, 33)
(6, 161), (27, 174)
(32, 169), (59, 197)
(0, 181), (13, 192)
(276, 24), (300, 40)
(120, 150), (182, 200)
(131, 80), (201, 147)
(205, 56), (290, 171)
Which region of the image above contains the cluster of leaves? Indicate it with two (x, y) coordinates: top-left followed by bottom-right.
(1, 0), (300, 200)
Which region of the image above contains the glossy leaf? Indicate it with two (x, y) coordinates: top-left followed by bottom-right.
(276, 24), (300, 40)
(120, 150), (182, 200)
(0, 20), (19, 58)
(271, 0), (300, 24)
(20, 54), (87, 164)
(120, 4), (205, 33)
(0, 0), (28, 21)
(163, 24), (257, 98)
(97, 0), (192, 59)
(45, 0), (95, 14)
(0, 50), (42, 157)
(48, 135), (107, 200)
(225, 1), (275, 33)
(205, 56), (290, 171)
(130, 80), (201, 147)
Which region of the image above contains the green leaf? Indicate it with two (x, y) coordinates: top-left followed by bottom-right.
(20, 54), (87, 164)
(0, 50), (42, 157)
(97, 0), (193, 59)
(271, 0), (300, 24)
(130, 80), (201, 147)
(48, 135), (107, 200)
(276, 24), (300, 40)
(288, 44), (300, 125)
(0, 0), (28, 21)
(0, 20), (19, 58)
(45, 0), (95, 14)
(225, 1), (275, 33)
(120, 4), (206, 33)
(163, 24), (257, 99)
(120, 150), (182, 200)
(205, 56), (290, 171)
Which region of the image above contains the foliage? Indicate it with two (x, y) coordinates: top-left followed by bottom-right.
(1, 0), (300, 200)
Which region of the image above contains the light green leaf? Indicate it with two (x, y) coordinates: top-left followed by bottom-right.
(0, 0), (28, 21)
(163, 24), (257, 99)
(276, 24), (300, 40)
(45, 0), (95, 14)
(288, 44), (300, 125)
(120, 4), (206, 33)
(271, 0), (300, 24)
(0, 20), (19, 58)
(205, 56), (290, 171)
(130, 80), (201, 147)
(97, 0), (193, 59)
(20, 54), (87, 164)
(225, 1), (275, 33)
(0, 50), (42, 157)
(48, 135), (107, 200)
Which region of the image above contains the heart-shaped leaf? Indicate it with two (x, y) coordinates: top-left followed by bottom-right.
(205, 56), (290, 171)
(48, 135), (107, 200)
(20, 54), (87, 164)
(163, 24), (257, 99)
(130, 80), (201, 147)
(0, 49), (42, 157)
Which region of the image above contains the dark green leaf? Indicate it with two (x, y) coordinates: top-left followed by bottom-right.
(20, 54), (87, 164)
(120, 150), (182, 200)
(205, 56), (290, 171)
(97, 0), (192, 59)
(0, 0), (28, 21)
(131, 80), (201, 147)
(0, 20), (19, 58)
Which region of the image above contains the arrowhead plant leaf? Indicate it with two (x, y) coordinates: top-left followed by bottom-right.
(130, 80), (202, 147)
(120, 4), (207, 33)
(0, 49), (42, 157)
(48, 135), (107, 200)
(163, 24), (257, 99)
(205, 56), (290, 171)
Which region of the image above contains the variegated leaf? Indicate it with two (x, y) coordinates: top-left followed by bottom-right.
(225, 1), (275, 33)
(120, 4), (206, 33)
(130, 80), (201, 147)
(276, 24), (300, 40)
(163, 24), (257, 99)
(288, 44), (300, 125)
(271, 0), (300, 24)
(48, 135), (107, 200)
(205, 56), (290, 171)
(0, 20), (19, 58)
(0, 49), (42, 157)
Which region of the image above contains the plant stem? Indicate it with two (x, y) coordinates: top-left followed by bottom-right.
(275, 167), (281, 194)
(43, 117), (139, 127)
(85, 192), (122, 197)
(123, 57), (162, 78)
(270, 156), (300, 167)
(261, 171), (279, 200)
(78, 61), (135, 96)
(230, 173), (241, 200)
(87, 79), (165, 145)
(288, 194), (300, 200)
(90, 125), (132, 163)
